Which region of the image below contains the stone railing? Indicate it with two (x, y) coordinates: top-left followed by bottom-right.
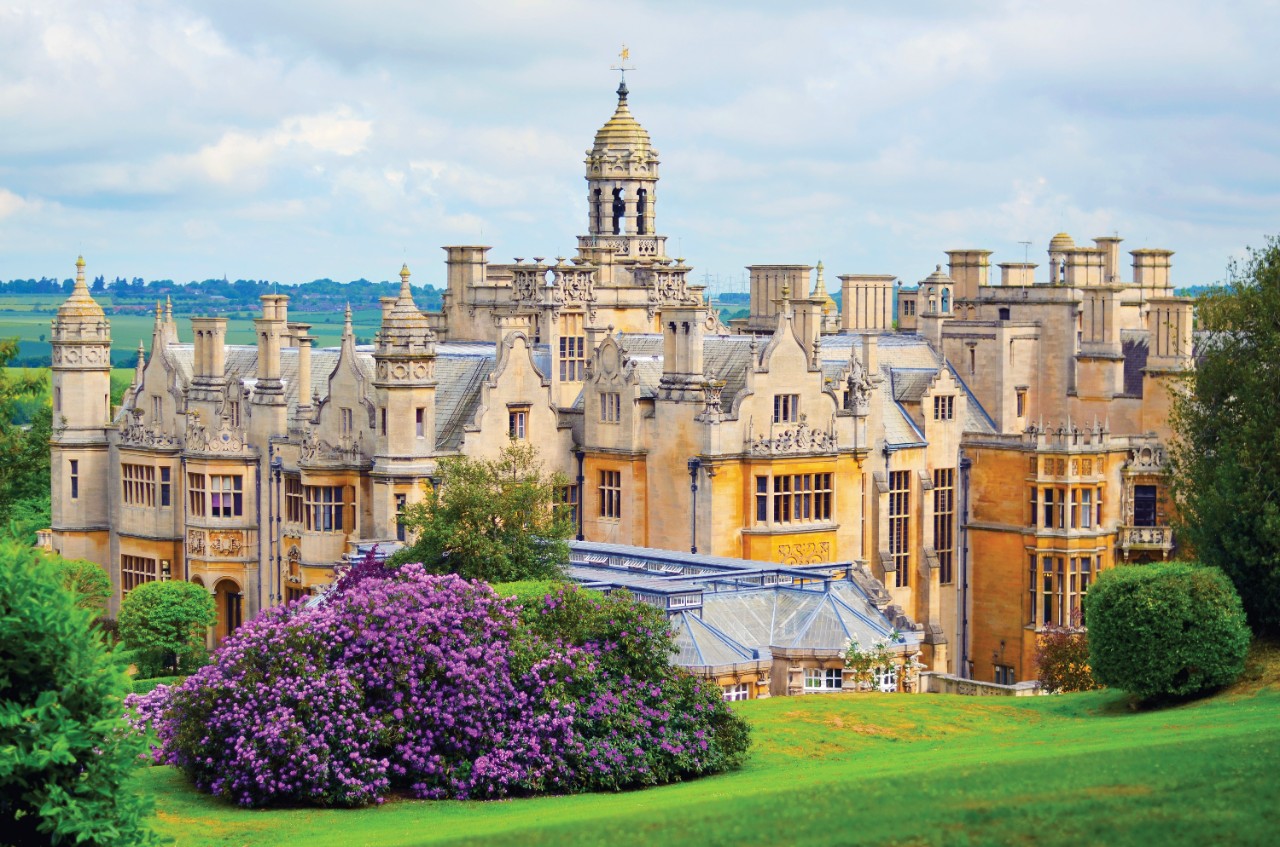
(918, 672), (1041, 697)
(1120, 525), (1174, 553)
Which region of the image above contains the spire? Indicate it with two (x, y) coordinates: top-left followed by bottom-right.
(154, 300), (163, 330)
(57, 255), (105, 319)
(398, 263), (414, 303)
(164, 296), (173, 324)
(343, 303), (353, 338)
(135, 341), (145, 384)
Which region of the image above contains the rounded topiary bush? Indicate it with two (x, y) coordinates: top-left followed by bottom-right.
(1086, 562), (1250, 700)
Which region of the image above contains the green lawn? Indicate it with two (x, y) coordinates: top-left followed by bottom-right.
(141, 659), (1280, 847)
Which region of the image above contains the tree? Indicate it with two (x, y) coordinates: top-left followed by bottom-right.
(0, 540), (156, 846)
(1033, 613), (1100, 694)
(0, 340), (48, 512)
(1086, 562), (1250, 701)
(1170, 237), (1280, 633)
(388, 441), (574, 582)
(41, 552), (112, 617)
(118, 580), (216, 676)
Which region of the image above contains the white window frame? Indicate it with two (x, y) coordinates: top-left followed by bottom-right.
(803, 666), (843, 691)
(721, 683), (750, 702)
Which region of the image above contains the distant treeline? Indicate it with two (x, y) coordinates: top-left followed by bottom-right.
(0, 277), (444, 315)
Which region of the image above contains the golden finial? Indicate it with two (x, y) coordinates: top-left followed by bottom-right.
(400, 263), (411, 283)
(75, 255), (86, 269)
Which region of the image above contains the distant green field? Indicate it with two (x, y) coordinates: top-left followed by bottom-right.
(141, 644), (1280, 847)
(0, 307), (383, 367)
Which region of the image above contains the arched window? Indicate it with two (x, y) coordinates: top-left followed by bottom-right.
(612, 188), (625, 235)
(593, 188), (602, 232)
(941, 289), (951, 313)
(636, 189), (648, 235)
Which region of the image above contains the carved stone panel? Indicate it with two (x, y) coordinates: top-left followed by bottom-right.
(208, 531), (244, 557)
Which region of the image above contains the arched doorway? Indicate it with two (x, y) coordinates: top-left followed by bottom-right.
(213, 578), (243, 643)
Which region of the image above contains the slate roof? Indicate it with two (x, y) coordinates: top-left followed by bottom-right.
(163, 339), (526, 452)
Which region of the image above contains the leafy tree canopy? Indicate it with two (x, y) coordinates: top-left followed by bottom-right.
(40, 552), (112, 617)
(0, 540), (156, 845)
(388, 441), (574, 582)
(1170, 236), (1280, 632)
(118, 580), (216, 675)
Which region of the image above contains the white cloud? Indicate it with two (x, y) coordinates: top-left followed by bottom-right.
(0, 0), (1276, 288)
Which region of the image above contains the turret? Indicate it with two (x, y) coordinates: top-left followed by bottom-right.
(371, 265), (439, 541)
(580, 80), (667, 263)
(49, 256), (112, 563)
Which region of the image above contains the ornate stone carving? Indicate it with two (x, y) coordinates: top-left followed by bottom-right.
(697, 379), (726, 421)
(300, 426), (365, 466)
(184, 410), (247, 454)
(846, 358), (874, 415)
(748, 415), (838, 455)
(777, 541), (830, 565)
(120, 408), (180, 448)
(512, 268), (544, 303)
(208, 531), (244, 557)
(552, 267), (596, 306)
(1128, 444), (1165, 472)
(186, 530), (205, 557)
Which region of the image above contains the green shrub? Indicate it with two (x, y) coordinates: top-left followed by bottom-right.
(119, 580), (216, 676)
(1034, 615), (1101, 693)
(0, 540), (156, 846)
(131, 676), (184, 695)
(41, 552), (112, 616)
(1086, 562), (1250, 700)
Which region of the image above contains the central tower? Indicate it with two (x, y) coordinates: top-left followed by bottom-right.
(581, 80), (665, 259)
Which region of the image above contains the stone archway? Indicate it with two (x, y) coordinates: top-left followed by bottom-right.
(212, 578), (243, 643)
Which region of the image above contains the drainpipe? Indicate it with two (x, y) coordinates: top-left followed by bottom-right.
(253, 459), (262, 618)
(271, 450), (283, 603)
(573, 448), (585, 541)
(958, 451), (972, 679)
(688, 457), (702, 553)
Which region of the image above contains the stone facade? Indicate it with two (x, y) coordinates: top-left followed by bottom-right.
(48, 82), (1193, 692)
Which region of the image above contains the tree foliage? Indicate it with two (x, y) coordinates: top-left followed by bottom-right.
(118, 580), (216, 676)
(1170, 237), (1280, 633)
(0, 339), (50, 511)
(389, 441), (574, 582)
(1086, 562), (1250, 701)
(1033, 613), (1100, 694)
(41, 552), (112, 617)
(0, 540), (156, 846)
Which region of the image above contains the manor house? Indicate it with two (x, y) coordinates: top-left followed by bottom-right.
(47, 79), (1193, 689)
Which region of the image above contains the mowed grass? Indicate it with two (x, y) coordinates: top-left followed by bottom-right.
(141, 648), (1280, 847)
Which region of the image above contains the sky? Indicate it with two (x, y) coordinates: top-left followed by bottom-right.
(2, 0), (1278, 294)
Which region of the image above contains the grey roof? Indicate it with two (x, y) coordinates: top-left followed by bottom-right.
(670, 613), (759, 667)
(889, 368), (937, 403)
(695, 582), (909, 662)
(616, 333), (753, 413)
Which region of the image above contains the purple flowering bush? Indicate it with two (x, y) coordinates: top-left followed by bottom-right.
(128, 566), (749, 807)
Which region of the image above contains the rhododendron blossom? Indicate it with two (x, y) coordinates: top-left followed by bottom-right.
(126, 564), (749, 807)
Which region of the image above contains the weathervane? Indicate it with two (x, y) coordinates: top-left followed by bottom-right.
(610, 44), (635, 83)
